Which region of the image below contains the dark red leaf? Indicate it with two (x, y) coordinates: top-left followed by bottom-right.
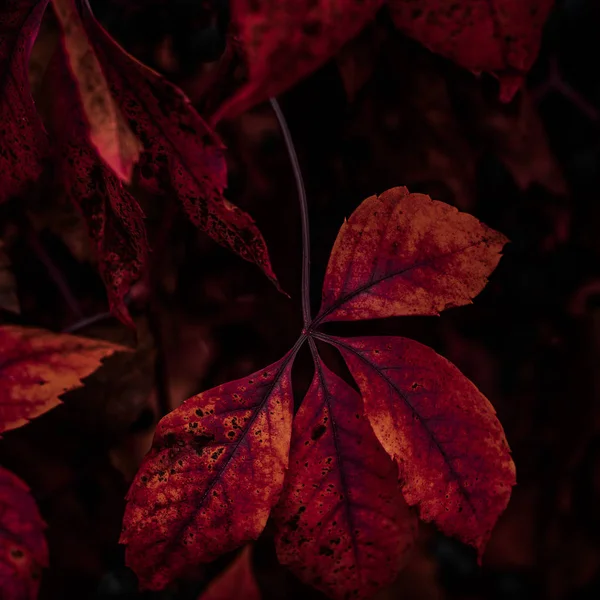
(0, 466), (47, 600)
(0, 325), (128, 435)
(76, 3), (279, 287)
(198, 546), (261, 600)
(316, 187), (507, 325)
(49, 46), (148, 327)
(0, 0), (49, 203)
(274, 356), (416, 599)
(213, 0), (384, 121)
(388, 0), (554, 101)
(327, 334), (516, 558)
(121, 350), (298, 590)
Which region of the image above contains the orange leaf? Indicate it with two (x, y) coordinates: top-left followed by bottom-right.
(274, 356), (416, 599)
(0, 466), (48, 600)
(0, 325), (128, 434)
(326, 334), (516, 558)
(52, 0), (141, 182)
(214, 0), (384, 122)
(388, 0), (554, 102)
(121, 351), (298, 590)
(199, 546), (261, 600)
(316, 187), (507, 325)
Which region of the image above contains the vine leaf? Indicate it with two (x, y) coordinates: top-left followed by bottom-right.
(326, 334), (516, 559)
(53, 0), (141, 183)
(48, 45), (148, 327)
(317, 187), (507, 325)
(0, 0), (49, 203)
(0, 325), (128, 435)
(76, 2), (280, 288)
(274, 356), (417, 599)
(0, 466), (48, 600)
(213, 0), (384, 122)
(121, 352), (297, 590)
(388, 0), (554, 102)
(198, 546), (261, 600)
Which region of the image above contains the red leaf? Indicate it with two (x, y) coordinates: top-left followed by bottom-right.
(198, 546), (261, 600)
(0, 325), (128, 435)
(121, 351), (298, 590)
(213, 0), (384, 122)
(76, 3), (279, 287)
(388, 0), (554, 101)
(327, 334), (516, 558)
(52, 0), (141, 182)
(0, 0), (49, 203)
(274, 356), (416, 599)
(0, 466), (47, 600)
(49, 46), (148, 327)
(316, 187), (507, 325)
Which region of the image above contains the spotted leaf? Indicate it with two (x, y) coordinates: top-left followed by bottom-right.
(0, 0), (49, 203)
(76, 2), (279, 287)
(49, 45), (148, 327)
(213, 0), (384, 121)
(0, 466), (48, 600)
(316, 187), (508, 325)
(121, 350), (298, 590)
(388, 0), (554, 101)
(0, 325), (127, 435)
(326, 334), (516, 558)
(274, 356), (416, 599)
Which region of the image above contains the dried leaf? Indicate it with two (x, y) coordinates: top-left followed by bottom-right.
(0, 0), (49, 203)
(0, 466), (48, 600)
(199, 546), (261, 600)
(77, 3), (279, 287)
(52, 0), (141, 183)
(317, 187), (507, 324)
(214, 0), (384, 121)
(388, 0), (554, 101)
(0, 241), (19, 314)
(121, 352), (297, 590)
(274, 357), (417, 599)
(0, 325), (128, 435)
(48, 45), (149, 327)
(329, 334), (516, 558)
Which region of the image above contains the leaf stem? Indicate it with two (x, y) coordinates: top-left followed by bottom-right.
(269, 97), (312, 328)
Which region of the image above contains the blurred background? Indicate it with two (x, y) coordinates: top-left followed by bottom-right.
(1, 0), (600, 598)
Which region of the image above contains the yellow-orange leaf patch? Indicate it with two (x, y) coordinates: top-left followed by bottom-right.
(316, 187), (508, 325)
(274, 356), (416, 599)
(121, 351), (297, 590)
(53, 0), (141, 182)
(0, 325), (127, 434)
(328, 334), (516, 558)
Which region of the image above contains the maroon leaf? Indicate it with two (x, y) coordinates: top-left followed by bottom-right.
(49, 46), (148, 327)
(327, 334), (516, 558)
(76, 2), (279, 287)
(274, 355), (416, 599)
(0, 0), (49, 203)
(0, 466), (48, 600)
(213, 0), (384, 122)
(121, 350), (298, 590)
(388, 0), (554, 101)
